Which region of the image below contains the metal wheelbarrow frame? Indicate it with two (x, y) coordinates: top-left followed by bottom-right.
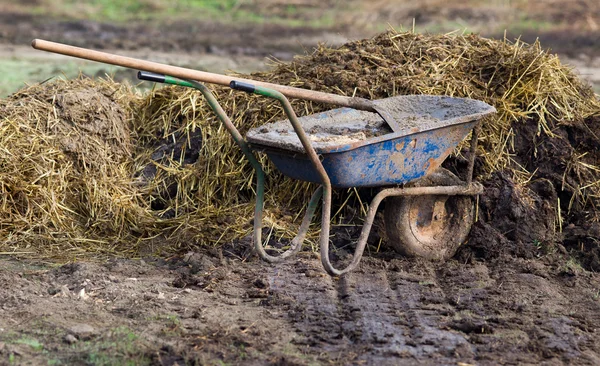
(137, 72), (494, 276)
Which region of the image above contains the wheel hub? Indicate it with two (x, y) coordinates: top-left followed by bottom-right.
(409, 195), (451, 244)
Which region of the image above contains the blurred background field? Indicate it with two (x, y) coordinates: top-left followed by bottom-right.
(0, 0), (599, 97)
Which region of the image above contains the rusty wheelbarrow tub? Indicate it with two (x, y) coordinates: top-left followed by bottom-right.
(32, 40), (497, 276)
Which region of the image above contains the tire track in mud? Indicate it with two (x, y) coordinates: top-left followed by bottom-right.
(341, 261), (473, 363)
(266, 258), (472, 364)
(336, 266), (416, 362)
(431, 260), (600, 364)
(266, 258), (347, 352)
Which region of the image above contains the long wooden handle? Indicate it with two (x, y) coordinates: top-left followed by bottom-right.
(31, 39), (375, 111)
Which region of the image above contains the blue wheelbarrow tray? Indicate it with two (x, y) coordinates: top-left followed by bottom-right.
(246, 95), (495, 188)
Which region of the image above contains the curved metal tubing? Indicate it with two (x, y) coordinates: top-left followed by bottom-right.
(149, 76), (485, 275)
(319, 183), (484, 276)
(253, 186), (323, 263)
(466, 123), (481, 184)
(157, 77), (321, 262)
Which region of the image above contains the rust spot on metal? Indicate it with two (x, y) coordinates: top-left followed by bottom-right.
(409, 139), (417, 149)
(395, 142), (405, 151)
(424, 145), (456, 175)
(424, 158), (435, 174)
(347, 156), (353, 162)
(389, 151), (406, 173)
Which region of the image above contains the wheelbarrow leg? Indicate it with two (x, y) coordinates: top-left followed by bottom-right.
(319, 188), (387, 276)
(179, 79), (322, 262)
(252, 185), (323, 262)
(137, 73), (321, 262)
(466, 123), (481, 184)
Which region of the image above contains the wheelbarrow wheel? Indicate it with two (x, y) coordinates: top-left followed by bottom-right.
(384, 168), (474, 261)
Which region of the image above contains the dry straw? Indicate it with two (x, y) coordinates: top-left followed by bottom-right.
(1, 30), (599, 259)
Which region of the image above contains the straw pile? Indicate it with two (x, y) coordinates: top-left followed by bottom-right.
(0, 77), (154, 257)
(1, 30), (599, 260)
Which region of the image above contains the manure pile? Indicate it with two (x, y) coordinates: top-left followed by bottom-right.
(1, 30), (599, 267)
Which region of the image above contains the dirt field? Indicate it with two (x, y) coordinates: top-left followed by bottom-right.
(2, 246), (600, 365)
(1, 1), (600, 365)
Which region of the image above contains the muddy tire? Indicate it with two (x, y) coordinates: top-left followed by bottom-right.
(384, 169), (474, 261)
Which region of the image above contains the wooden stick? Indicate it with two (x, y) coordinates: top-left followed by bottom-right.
(31, 39), (375, 112)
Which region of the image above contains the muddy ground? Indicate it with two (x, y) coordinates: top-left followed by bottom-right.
(1, 247), (600, 365)
(2, 3), (600, 366)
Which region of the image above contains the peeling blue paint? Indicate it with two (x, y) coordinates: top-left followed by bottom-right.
(265, 122), (475, 188)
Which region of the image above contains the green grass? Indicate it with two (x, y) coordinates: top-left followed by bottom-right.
(1, 332), (57, 365)
(0, 49), (269, 97)
(49, 0), (237, 22)
(72, 326), (151, 366)
(14, 336), (44, 351)
(507, 17), (556, 34)
(147, 314), (185, 337)
(562, 257), (584, 275)
(0, 58), (124, 97)
(31, 0), (336, 28)
(0, 324), (151, 366)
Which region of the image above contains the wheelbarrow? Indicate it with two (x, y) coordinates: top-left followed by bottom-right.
(32, 40), (496, 276)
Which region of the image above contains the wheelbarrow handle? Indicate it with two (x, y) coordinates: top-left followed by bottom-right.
(229, 81), (256, 94)
(137, 71), (166, 83)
